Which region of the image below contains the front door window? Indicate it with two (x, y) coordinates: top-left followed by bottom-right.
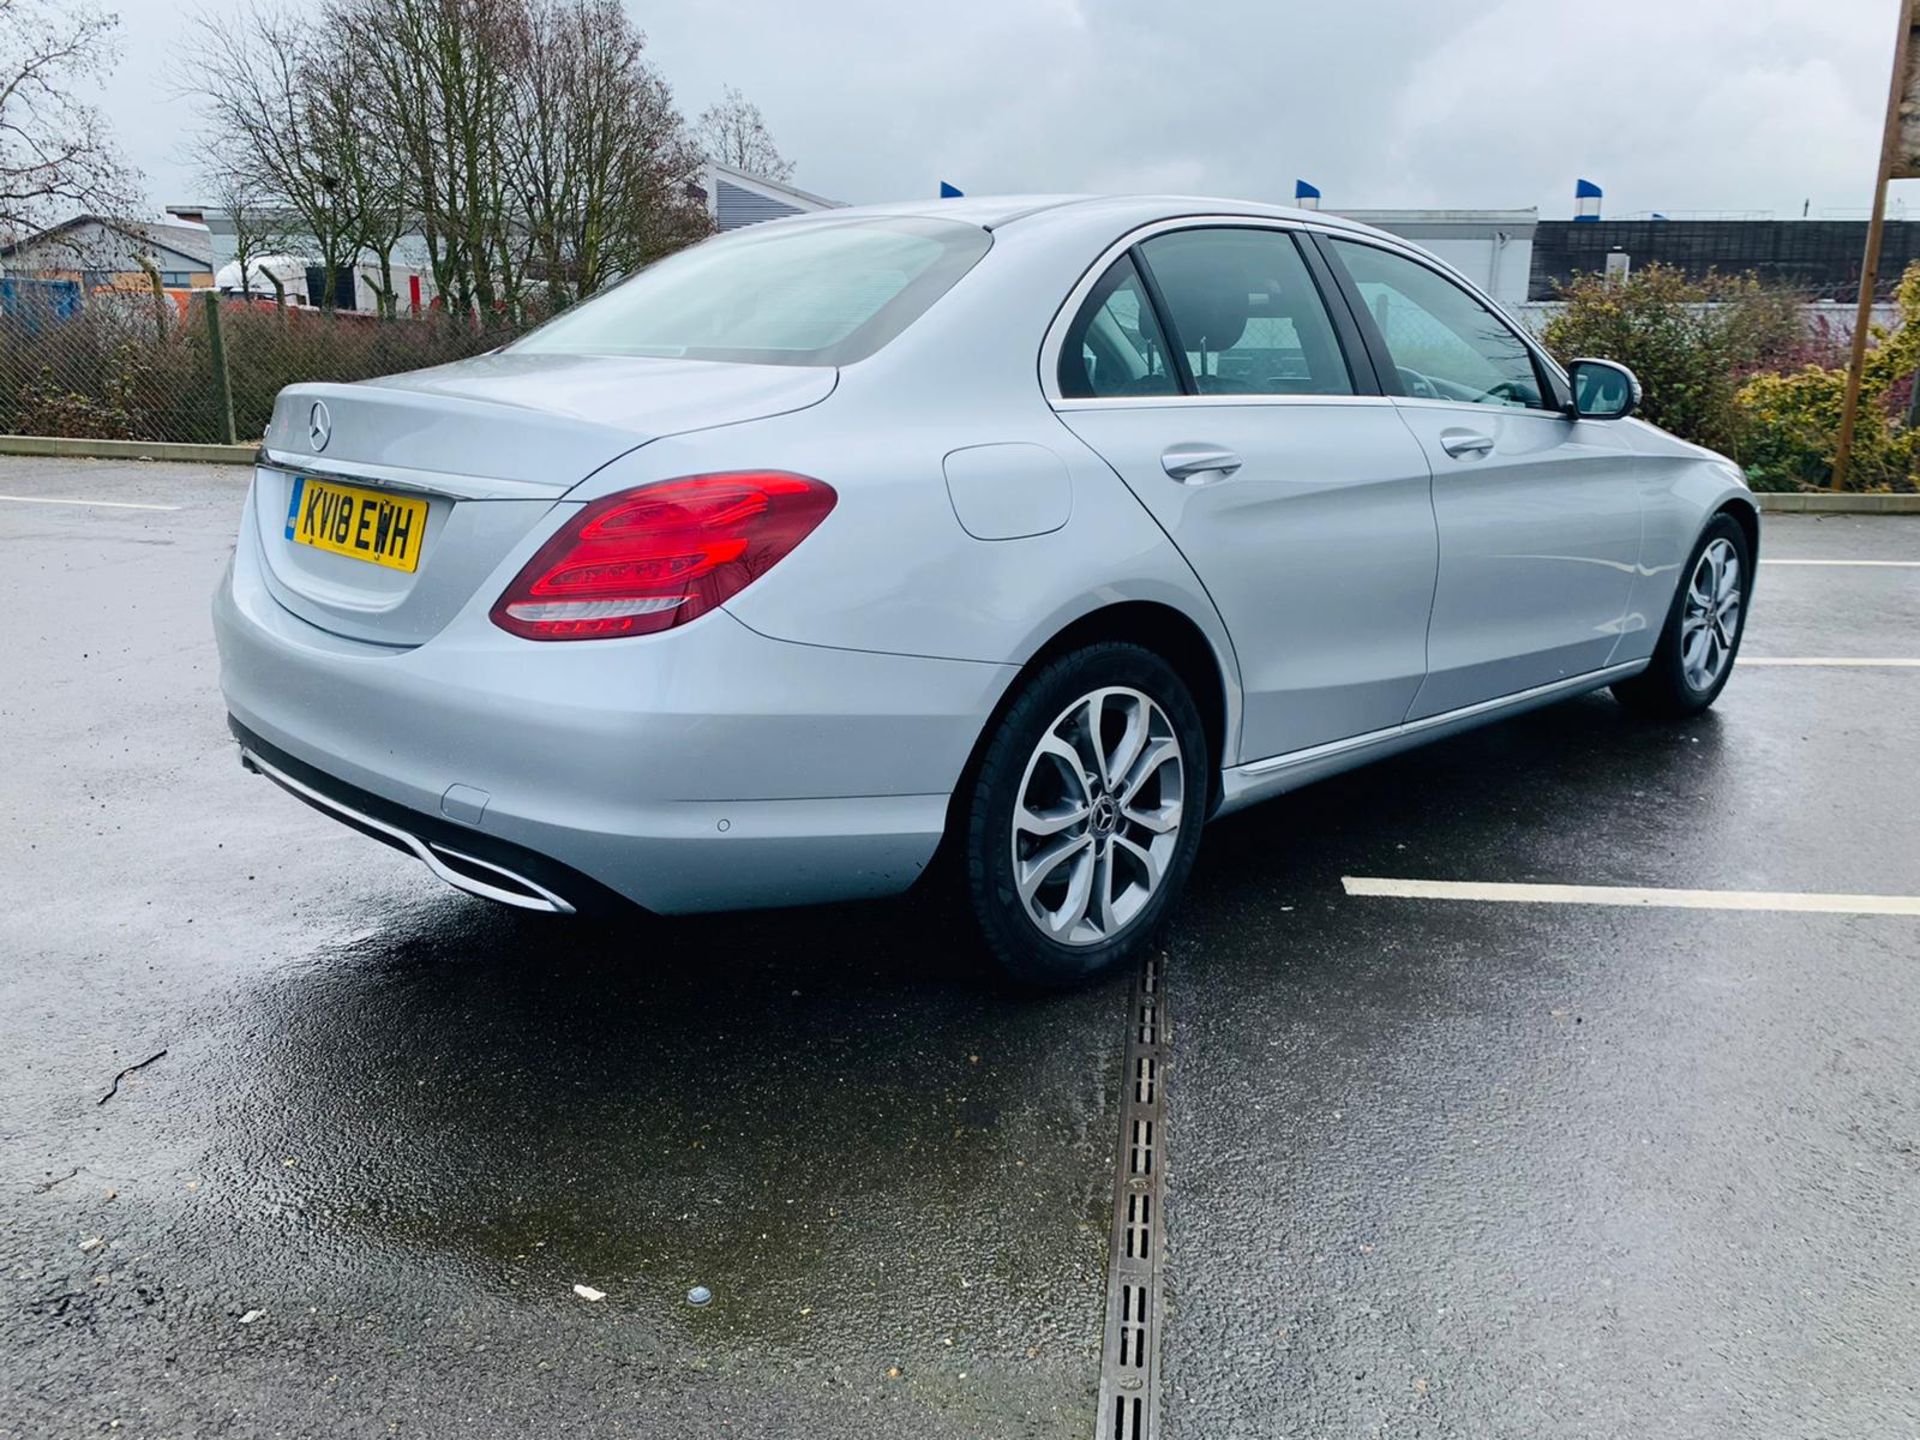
(1326, 238), (1546, 409)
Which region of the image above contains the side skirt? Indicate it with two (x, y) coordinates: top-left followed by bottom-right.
(1215, 661), (1647, 817)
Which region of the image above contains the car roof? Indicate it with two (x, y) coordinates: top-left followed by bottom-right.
(808, 194), (1093, 228)
(784, 193), (1389, 240)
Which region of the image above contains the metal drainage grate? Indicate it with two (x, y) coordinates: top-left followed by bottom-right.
(1095, 949), (1170, 1439)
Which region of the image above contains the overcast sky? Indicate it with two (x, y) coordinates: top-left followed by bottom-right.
(88, 0), (1917, 221)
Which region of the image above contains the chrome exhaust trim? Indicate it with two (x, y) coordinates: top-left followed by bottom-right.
(238, 746), (576, 915)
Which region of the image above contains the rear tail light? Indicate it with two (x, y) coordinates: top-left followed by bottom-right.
(491, 471), (836, 641)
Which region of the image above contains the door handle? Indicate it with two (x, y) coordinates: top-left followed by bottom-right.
(1439, 430), (1495, 459)
(1161, 444), (1243, 483)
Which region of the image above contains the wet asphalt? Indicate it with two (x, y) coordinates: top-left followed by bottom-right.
(3, 460), (1918, 1438)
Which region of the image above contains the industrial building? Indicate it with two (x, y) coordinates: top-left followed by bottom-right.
(0, 214), (214, 293)
(687, 161), (843, 231)
(1526, 219), (1920, 302)
(1331, 209), (1920, 308)
(1336, 209), (1537, 307)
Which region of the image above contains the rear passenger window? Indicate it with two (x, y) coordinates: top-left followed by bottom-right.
(1137, 228), (1354, 396)
(1058, 255), (1180, 399)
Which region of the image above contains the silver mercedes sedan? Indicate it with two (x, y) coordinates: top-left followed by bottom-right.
(214, 194), (1756, 984)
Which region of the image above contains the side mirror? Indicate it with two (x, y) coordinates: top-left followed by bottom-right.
(1567, 358), (1641, 420)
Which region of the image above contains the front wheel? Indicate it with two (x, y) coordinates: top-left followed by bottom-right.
(1612, 513), (1751, 719)
(963, 643), (1208, 987)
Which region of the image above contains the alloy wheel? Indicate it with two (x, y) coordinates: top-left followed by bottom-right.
(1681, 537), (1742, 691)
(1010, 686), (1185, 946)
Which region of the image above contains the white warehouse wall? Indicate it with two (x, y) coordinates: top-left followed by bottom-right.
(1333, 209), (1539, 309)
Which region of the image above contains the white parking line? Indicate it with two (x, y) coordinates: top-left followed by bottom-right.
(1761, 558), (1920, 568)
(0, 494), (179, 512)
(1342, 876), (1920, 916)
(1740, 657), (1920, 668)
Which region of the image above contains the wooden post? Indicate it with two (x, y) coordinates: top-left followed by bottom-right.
(202, 291), (237, 446)
(1834, 0), (1920, 490)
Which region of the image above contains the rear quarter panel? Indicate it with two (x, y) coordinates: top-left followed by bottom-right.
(572, 394), (1247, 749)
(562, 215), (1251, 762)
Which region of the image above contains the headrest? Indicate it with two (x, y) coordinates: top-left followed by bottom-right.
(1151, 253), (1253, 354)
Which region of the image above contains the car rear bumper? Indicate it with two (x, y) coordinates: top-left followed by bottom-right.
(232, 720), (626, 915)
(213, 487), (1015, 914)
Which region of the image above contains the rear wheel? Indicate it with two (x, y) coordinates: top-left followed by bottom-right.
(1612, 513), (1750, 719)
(964, 643), (1207, 987)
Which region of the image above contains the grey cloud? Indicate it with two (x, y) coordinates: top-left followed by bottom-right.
(92, 0), (1897, 219)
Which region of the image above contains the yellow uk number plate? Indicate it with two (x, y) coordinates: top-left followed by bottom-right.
(284, 476), (429, 572)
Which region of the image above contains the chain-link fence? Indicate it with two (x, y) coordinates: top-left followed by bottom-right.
(0, 281), (532, 446)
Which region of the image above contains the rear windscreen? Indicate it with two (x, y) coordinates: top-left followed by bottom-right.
(513, 216), (992, 367)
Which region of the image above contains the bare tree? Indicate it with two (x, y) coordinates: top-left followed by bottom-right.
(306, 39), (407, 315)
(0, 0), (137, 246)
(507, 0), (708, 308)
(695, 85), (793, 183)
(189, 0), (712, 322)
(341, 0), (519, 318)
(198, 165), (290, 300)
(342, 0), (460, 309)
(184, 3), (365, 308)
(608, 77), (712, 275)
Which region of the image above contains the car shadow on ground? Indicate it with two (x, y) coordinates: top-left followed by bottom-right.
(189, 881), (1124, 1356)
(1194, 690), (1734, 903)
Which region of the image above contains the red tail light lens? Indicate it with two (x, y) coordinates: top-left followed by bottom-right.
(491, 471), (836, 641)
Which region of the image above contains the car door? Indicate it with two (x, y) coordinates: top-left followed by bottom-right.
(1050, 223), (1438, 764)
(1319, 235), (1643, 719)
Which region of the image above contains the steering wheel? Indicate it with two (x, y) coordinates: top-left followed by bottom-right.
(1396, 366), (1438, 400)
(1484, 380), (1536, 407)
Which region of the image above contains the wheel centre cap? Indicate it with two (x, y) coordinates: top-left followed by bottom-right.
(1091, 795), (1118, 835)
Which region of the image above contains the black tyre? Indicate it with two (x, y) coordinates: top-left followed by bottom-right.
(964, 643), (1208, 987)
(1612, 512), (1751, 719)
